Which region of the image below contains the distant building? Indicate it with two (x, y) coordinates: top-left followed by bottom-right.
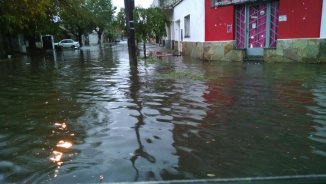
(88, 32), (99, 45)
(154, 0), (326, 62)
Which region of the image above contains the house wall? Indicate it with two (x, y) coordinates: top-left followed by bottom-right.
(265, 38), (326, 63)
(201, 0), (242, 61)
(174, 0), (325, 62)
(89, 32), (99, 45)
(205, 0), (235, 41)
(278, 0), (323, 39)
(204, 0), (323, 40)
(151, 0), (160, 7)
(265, 0), (326, 63)
(173, 0), (205, 42)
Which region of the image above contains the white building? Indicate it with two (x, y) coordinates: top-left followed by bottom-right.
(172, 0), (205, 53)
(153, 0), (205, 54)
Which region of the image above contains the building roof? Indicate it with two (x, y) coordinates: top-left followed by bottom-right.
(153, 0), (183, 9)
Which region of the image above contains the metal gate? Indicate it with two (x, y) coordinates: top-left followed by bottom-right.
(235, 1), (279, 56)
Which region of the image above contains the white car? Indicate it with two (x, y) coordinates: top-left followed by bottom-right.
(55, 39), (80, 49)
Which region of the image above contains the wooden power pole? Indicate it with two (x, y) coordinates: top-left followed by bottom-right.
(124, 0), (137, 66)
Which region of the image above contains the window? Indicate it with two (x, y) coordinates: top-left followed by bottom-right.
(184, 15), (190, 38)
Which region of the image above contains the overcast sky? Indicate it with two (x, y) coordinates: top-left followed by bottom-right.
(112, 0), (153, 12)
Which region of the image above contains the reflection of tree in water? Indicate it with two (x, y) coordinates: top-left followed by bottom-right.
(128, 67), (156, 181)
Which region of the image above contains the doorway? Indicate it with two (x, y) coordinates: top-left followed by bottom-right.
(247, 3), (267, 56)
(175, 20), (182, 53)
(235, 1), (279, 56)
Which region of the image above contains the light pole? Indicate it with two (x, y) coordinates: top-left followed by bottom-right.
(124, 0), (137, 66)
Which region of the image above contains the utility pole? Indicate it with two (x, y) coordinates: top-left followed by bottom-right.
(124, 0), (137, 66)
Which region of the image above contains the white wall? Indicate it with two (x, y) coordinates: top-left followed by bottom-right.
(151, 0), (159, 7)
(321, 0), (326, 38)
(173, 0), (205, 42)
(89, 33), (98, 45)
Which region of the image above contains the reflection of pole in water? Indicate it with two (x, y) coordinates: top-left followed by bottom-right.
(52, 50), (58, 68)
(129, 67), (155, 181)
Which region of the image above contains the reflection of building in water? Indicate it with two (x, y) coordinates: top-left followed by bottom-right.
(202, 78), (236, 126)
(172, 63), (324, 178)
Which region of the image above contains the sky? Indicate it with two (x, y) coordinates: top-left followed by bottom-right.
(112, 0), (153, 13)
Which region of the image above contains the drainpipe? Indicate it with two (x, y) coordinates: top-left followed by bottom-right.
(321, 0), (326, 38)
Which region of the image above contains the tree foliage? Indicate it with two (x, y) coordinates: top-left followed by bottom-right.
(0, 0), (59, 53)
(133, 7), (169, 58)
(0, 0), (54, 35)
(84, 0), (115, 43)
(114, 8), (127, 39)
(58, 0), (93, 45)
(0, 0), (115, 47)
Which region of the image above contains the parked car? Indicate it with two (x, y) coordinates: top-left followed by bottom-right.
(54, 39), (80, 49)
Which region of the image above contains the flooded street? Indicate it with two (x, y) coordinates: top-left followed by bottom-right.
(0, 43), (326, 183)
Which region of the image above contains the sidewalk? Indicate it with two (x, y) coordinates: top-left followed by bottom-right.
(140, 43), (181, 58)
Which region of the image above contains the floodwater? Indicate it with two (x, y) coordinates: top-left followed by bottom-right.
(0, 43), (326, 183)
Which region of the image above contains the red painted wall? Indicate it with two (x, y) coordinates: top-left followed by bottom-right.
(205, 0), (323, 41)
(205, 0), (235, 41)
(278, 0), (322, 39)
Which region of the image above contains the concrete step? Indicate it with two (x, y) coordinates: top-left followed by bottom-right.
(244, 56), (264, 62)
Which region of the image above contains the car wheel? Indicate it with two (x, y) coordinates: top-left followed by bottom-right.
(71, 45), (75, 49)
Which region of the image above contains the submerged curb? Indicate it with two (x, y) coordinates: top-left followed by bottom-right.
(107, 174), (326, 184)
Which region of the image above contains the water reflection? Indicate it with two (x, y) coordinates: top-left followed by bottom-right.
(50, 121), (75, 178)
(129, 67), (156, 181)
(56, 140), (73, 149)
(1, 45), (326, 183)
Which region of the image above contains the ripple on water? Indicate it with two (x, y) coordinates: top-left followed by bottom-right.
(142, 107), (160, 116)
(308, 76), (326, 157)
(2, 51), (326, 182)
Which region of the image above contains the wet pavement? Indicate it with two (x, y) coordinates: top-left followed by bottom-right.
(0, 43), (326, 183)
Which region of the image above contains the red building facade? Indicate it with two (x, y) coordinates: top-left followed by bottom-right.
(204, 0), (326, 62)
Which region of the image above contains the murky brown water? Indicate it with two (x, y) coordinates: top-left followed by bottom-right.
(0, 44), (326, 183)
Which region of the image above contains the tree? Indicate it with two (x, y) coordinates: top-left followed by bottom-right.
(0, 0), (53, 34)
(0, 0), (55, 53)
(134, 7), (169, 58)
(59, 0), (94, 46)
(115, 8), (127, 40)
(85, 0), (115, 44)
(55, 0), (115, 46)
(147, 8), (170, 44)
